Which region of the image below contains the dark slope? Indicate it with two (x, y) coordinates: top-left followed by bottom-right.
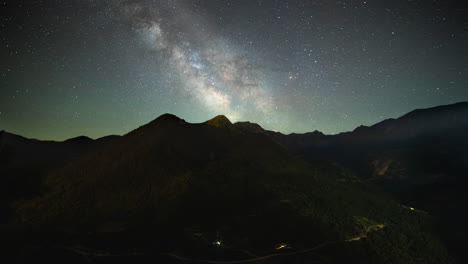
(330, 102), (468, 185)
(15, 114), (306, 227)
(333, 102), (468, 264)
(0, 131), (120, 225)
(233, 102), (468, 263)
(234, 102), (468, 184)
(0, 130), (120, 168)
(9, 115), (452, 263)
(331, 102), (468, 153)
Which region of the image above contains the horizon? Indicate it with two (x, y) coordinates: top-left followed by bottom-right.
(2, 100), (467, 141)
(1, 0), (467, 140)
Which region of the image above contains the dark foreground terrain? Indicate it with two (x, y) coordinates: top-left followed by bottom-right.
(1, 102), (468, 263)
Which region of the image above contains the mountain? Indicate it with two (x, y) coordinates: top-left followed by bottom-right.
(0, 131), (120, 227)
(4, 113), (455, 263)
(333, 102), (468, 263)
(238, 102), (468, 263)
(14, 113), (304, 227)
(0, 130), (120, 168)
(346, 102), (468, 143)
(232, 102), (468, 185)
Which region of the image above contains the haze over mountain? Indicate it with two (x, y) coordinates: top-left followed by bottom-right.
(1, 102), (467, 263)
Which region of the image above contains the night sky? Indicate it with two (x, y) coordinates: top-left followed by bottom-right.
(1, 0), (467, 140)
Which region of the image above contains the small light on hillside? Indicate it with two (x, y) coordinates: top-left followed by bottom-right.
(275, 243), (289, 250)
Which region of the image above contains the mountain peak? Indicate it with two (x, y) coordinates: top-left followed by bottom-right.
(64, 135), (93, 143)
(151, 113), (186, 126)
(205, 115), (232, 127)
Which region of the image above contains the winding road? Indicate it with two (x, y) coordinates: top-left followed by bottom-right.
(162, 224), (386, 264)
(58, 224), (386, 264)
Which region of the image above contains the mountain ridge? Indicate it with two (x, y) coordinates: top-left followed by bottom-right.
(2, 102), (466, 263)
(2, 101), (467, 142)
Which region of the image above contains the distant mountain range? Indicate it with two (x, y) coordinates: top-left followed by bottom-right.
(0, 130), (119, 167)
(1, 102), (467, 264)
(254, 102), (468, 185)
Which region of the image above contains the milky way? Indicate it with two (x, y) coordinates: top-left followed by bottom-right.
(113, 0), (274, 122)
(1, 0), (467, 140)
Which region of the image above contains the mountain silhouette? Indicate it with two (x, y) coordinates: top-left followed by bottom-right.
(205, 115), (233, 127)
(0, 131), (119, 219)
(3, 102), (468, 263)
(15, 114), (306, 232)
(231, 102), (468, 185)
(0, 130), (119, 168)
